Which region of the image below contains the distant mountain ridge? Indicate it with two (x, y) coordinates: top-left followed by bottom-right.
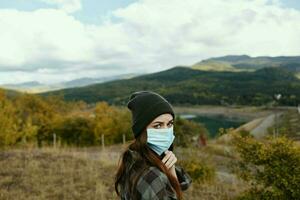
(0, 73), (141, 93)
(3, 81), (44, 88)
(40, 65), (300, 106)
(3, 54), (300, 106)
(192, 55), (300, 74)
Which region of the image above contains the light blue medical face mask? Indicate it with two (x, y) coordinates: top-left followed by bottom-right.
(146, 126), (175, 156)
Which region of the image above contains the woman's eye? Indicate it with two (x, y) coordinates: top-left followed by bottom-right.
(154, 124), (161, 128)
(168, 122), (174, 127)
(153, 122), (173, 129)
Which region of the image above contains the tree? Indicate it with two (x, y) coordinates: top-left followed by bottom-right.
(15, 94), (58, 146)
(53, 116), (94, 146)
(110, 107), (133, 143)
(0, 90), (20, 146)
(93, 102), (119, 145)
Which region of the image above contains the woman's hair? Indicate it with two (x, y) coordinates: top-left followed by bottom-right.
(114, 129), (183, 200)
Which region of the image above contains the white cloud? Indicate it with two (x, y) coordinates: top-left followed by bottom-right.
(111, 0), (300, 62)
(0, 0), (300, 84)
(0, 9), (93, 70)
(40, 0), (82, 13)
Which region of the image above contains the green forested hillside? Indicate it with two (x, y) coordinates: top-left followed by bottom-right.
(41, 66), (300, 106)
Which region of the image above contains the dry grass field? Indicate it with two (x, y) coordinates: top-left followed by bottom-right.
(0, 142), (248, 200)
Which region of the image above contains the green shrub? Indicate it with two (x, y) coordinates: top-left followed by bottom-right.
(174, 116), (208, 147)
(217, 127), (235, 137)
(238, 129), (251, 138)
(233, 135), (300, 200)
(178, 159), (215, 183)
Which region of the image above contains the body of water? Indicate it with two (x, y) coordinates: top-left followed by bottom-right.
(180, 114), (247, 138)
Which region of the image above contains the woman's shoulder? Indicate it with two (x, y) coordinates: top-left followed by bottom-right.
(127, 150), (168, 185)
(140, 165), (192, 191)
(128, 149), (192, 190)
(139, 166), (169, 185)
(136, 166), (177, 200)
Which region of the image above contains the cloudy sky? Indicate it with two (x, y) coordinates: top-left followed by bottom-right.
(0, 0), (300, 84)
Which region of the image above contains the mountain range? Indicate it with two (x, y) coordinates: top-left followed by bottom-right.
(39, 55), (300, 106)
(2, 55), (300, 106)
(0, 73), (140, 93)
(192, 55), (300, 76)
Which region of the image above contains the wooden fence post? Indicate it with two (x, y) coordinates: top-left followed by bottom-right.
(53, 133), (56, 148)
(123, 134), (126, 145)
(101, 134), (105, 150)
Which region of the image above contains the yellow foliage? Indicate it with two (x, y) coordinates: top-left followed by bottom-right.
(0, 91), (20, 146)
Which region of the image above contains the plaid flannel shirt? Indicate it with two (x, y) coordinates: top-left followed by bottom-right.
(120, 150), (192, 200)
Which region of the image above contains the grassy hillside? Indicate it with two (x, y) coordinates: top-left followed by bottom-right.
(40, 66), (300, 106)
(0, 144), (246, 200)
(193, 55), (300, 72)
(191, 60), (241, 72)
(2, 137), (298, 199)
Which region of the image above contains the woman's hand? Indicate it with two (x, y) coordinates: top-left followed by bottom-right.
(162, 150), (178, 179)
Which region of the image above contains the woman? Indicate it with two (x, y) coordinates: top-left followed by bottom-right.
(115, 91), (192, 200)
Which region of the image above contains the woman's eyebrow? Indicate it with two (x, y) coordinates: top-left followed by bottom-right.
(153, 119), (174, 124)
(153, 121), (163, 124)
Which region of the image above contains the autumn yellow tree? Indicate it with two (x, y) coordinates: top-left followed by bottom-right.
(93, 102), (119, 145)
(111, 107), (132, 143)
(0, 90), (20, 146)
(15, 94), (58, 146)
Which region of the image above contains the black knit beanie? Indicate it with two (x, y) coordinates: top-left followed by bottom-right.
(127, 91), (175, 138)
